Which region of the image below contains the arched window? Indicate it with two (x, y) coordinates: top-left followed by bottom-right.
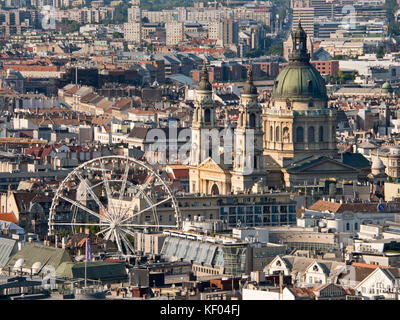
(319, 126), (324, 142)
(355, 223), (358, 231)
(250, 113), (256, 128)
(283, 127), (290, 143)
(211, 184), (219, 195)
(204, 108), (211, 123)
(276, 126), (280, 141)
(296, 127), (304, 143)
(308, 126), (315, 142)
(270, 126), (273, 141)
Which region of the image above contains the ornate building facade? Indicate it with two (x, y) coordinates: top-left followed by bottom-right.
(189, 21), (368, 195)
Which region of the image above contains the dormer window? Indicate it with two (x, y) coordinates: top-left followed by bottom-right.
(313, 265), (319, 272)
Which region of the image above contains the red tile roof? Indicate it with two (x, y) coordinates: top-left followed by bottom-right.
(0, 212), (18, 224)
(308, 200), (400, 214)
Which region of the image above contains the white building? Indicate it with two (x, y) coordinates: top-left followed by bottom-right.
(165, 22), (184, 46)
(124, 22), (142, 44)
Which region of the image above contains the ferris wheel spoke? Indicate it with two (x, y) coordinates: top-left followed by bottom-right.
(96, 226), (111, 236)
(50, 222), (109, 226)
(100, 160), (116, 217)
(116, 173), (156, 219)
(58, 195), (108, 223)
(114, 230), (123, 253)
(118, 159), (130, 203)
(120, 227), (136, 238)
(74, 171), (112, 221)
(120, 230), (135, 254)
(120, 223), (177, 228)
(104, 228), (113, 241)
(118, 196), (171, 225)
(118, 186), (153, 221)
(133, 172), (156, 200)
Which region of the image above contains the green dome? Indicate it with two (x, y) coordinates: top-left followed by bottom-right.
(272, 63), (327, 100)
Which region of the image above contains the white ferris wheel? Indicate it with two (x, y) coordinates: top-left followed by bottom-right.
(48, 156), (181, 254)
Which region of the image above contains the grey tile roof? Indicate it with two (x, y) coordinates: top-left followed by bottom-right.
(0, 237), (17, 268)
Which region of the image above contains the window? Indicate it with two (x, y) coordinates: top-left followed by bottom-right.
(346, 223), (350, 231)
(275, 126), (280, 141)
(204, 108), (211, 123)
(308, 126), (315, 142)
(250, 113), (256, 128)
(270, 126), (273, 141)
(296, 127), (304, 143)
(319, 126), (324, 142)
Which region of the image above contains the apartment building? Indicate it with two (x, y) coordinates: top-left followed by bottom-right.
(124, 22), (142, 44)
(165, 22), (184, 46)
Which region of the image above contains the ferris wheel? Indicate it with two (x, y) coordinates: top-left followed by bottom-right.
(48, 156), (181, 254)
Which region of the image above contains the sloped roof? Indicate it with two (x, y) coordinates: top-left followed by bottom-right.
(0, 213), (18, 224)
(0, 237), (17, 268)
(341, 152), (370, 169)
(5, 243), (72, 273)
(286, 287), (315, 298)
(285, 156), (357, 173)
(308, 200), (400, 214)
(56, 261), (127, 281)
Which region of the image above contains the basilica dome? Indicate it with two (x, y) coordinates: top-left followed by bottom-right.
(272, 64), (327, 100)
(272, 20), (327, 102)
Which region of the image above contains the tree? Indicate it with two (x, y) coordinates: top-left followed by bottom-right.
(268, 43), (283, 56)
(376, 46), (385, 59)
(112, 31), (124, 39)
(247, 48), (263, 58)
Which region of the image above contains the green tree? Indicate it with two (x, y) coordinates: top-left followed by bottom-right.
(376, 46), (385, 59)
(267, 43), (283, 56)
(112, 31), (124, 39)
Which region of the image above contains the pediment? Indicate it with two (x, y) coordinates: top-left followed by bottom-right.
(291, 159), (359, 173)
(198, 157), (226, 172)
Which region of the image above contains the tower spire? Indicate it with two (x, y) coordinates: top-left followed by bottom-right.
(198, 59), (212, 91)
(289, 17), (309, 63)
(243, 59), (257, 95)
